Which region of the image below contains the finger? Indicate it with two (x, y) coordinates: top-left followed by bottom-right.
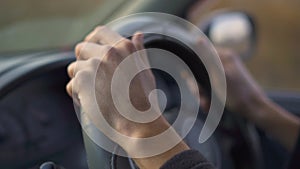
(84, 26), (133, 58)
(131, 32), (150, 66)
(132, 32), (145, 51)
(84, 26), (123, 46)
(67, 60), (86, 78)
(66, 78), (81, 105)
(75, 42), (113, 60)
(67, 62), (76, 78)
(66, 78), (73, 97)
(72, 70), (94, 106)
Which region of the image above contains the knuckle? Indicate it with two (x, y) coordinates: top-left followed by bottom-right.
(88, 57), (101, 68)
(74, 70), (92, 88)
(104, 50), (122, 64)
(121, 39), (135, 52)
(106, 46), (117, 56)
(75, 43), (82, 56)
(67, 63), (75, 76)
(75, 42), (86, 56)
(95, 25), (107, 31)
(75, 70), (90, 81)
(66, 82), (71, 93)
(103, 45), (113, 53)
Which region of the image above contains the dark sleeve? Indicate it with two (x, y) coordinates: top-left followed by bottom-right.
(160, 150), (215, 169)
(287, 131), (300, 169)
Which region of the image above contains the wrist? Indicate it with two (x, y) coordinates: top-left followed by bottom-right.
(117, 117), (190, 169)
(132, 116), (171, 138)
(118, 116), (172, 153)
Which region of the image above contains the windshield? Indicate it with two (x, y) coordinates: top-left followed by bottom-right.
(1, 0), (299, 92)
(0, 0), (126, 54)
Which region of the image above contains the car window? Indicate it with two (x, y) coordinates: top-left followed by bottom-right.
(0, 0), (127, 53)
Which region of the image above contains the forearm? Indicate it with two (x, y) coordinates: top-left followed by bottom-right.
(248, 97), (300, 151)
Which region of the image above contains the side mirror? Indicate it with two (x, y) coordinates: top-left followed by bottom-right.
(200, 11), (257, 60)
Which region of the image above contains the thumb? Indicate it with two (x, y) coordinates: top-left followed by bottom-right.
(132, 31), (145, 51)
(132, 32), (150, 66)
